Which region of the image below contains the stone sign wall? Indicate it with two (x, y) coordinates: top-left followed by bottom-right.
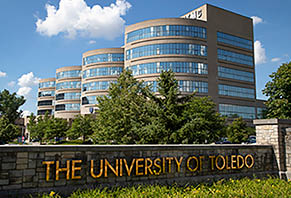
(0, 145), (278, 197)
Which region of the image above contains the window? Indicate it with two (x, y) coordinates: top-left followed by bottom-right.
(126, 43), (207, 60)
(217, 49), (253, 66)
(217, 32), (253, 50)
(83, 67), (123, 79)
(37, 100), (53, 106)
(39, 81), (55, 88)
(56, 70), (81, 79)
(257, 107), (266, 119)
(38, 91), (55, 97)
(218, 66), (254, 82)
(218, 84), (255, 99)
(56, 92), (81, 100)
(219, 104), (255, 119)
(37, 109), (52, 115)
(56, 81), (81, 90)
(126, 25), (207, 43)
(55, 104), (80, 111)
(83, 53), (124, 65)
(82, 81), (117, 92)
(128, 62), (208, 76)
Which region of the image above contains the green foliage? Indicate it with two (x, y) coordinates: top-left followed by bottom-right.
(66, 115), (94, 142)
(0, 89), (25, 123)
(0, 115), (20, 143)
(263, 62), (291, 119)
(38, 177), (291, 198)
(27, 112), (68, 143)
(91, 70), (225, 144)
(226, 117), (255, 143)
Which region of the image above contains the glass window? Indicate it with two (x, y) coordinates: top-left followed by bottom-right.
(55, 92), (81, 100)
(218, 84), (255, 99)
(217, 32), (253, 50)
(126, 43), (207, 60)
(218, 66), (254, 82)
(81, 95), (105, 105)
(128, 62), (208, 76)
(217, 49), (253, 66)
(38, 90), (55, 97)
(83, 53), (124, 65)
(37, 109), (53, 115)
(56, 81), (81, 90)
(83, 67), (123, 79)
(82, 81), (117, 91)
(219, 104), (255, 119)
(55, 103), (80, 111)
(127, 25), (207, 43)
(257, 107), (266, 119)
(39, 81), (55, 88)
(56, 70), (81, 79)
(37, 100), (53, 106)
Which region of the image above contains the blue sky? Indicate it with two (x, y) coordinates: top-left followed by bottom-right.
(0, 0), (290, 115)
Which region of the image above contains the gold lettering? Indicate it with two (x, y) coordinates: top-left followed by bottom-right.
(225, 156), (231, 170)
(135, 158), (144, 176)
(123, 158), (135, 176)
(209, 156), (215, 170)
(231, 155), (237, 169)
(199, 156), (204, 171)
(162, 158), (166, 173)
(245, 154), (254, 168)
(90, 159), (103, 178)
(174, 157), (183, 172)
(56, 160), (70, 181)
(166, 157), (174, 173)
(71, 160), (82, 180)
(42, 161), (54, 181)
(145, 158), (153, 175)
(153, 158), (161, 175)
(215, 155), (225, 171)
(237, 155), (244, 169)
(187, 156), (199, 172)
(105, 159), (119, 177)
(119, 159), (123, 177)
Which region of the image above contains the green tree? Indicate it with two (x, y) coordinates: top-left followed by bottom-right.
(91, 70), (156, 144)
(262, 62), (291, 119)
(0, 116), (20, 143)
(226, 117), (255, 143)
(0, 89), (25, 123)
(67, 115), (94, 142)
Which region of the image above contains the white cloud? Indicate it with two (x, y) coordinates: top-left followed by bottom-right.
(8, 81), (16, 87)
(251, 16), (263, 26)
(271, 57), (281, 62)
(21, 110), (32, 117)
(36, 0), (131, 39)
(254, 40), (267, 65)
(17, 87), (32, 97)
(88, 40), (96, 44)
(17, 72), (40, 87)
(0, 71), (7, 77)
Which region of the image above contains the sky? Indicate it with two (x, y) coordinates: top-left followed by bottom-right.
(0, 0), (290, 116)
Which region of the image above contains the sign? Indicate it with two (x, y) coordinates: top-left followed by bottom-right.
(182, 9), (203, 20)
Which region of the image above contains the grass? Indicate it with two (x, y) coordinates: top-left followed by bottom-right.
(37, 177), (290, 198)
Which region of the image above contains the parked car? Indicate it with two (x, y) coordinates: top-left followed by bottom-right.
(247, 135), (256, 144)
(215, 137), (232, 144)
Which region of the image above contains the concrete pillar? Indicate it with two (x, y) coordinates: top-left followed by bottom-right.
(254, 119), (291, 180)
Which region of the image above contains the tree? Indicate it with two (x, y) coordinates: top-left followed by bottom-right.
(67, 115), (94, 142)
(91, 70), (156, 144)
(0, 89), (25, 123)
(226, 117), (255, 143)
(262, 62), (291, 119)
(0, 116), (20, 143)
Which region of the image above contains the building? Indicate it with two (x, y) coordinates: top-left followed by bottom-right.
(37, 4), (265, 120)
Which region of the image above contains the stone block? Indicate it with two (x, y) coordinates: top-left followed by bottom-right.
(9, 170), (23, 177)
(16, 158), (28, 164)
(17, 152), (28, 158)
(23, 182), (37, 188)
(2, 184), (21, 190)
(0, 179), (9, 185)
(45, 152), (61, 157)
(10, 177), (23, 184)
(38, 181), (54, 188)
(1, 163), (16, 170)
(54, 179), (67, 186)
(16, 163), (27, 170)
(28, 160), (36, 169)
(23, 176), (33, 182)
(24, 169), (36, 176)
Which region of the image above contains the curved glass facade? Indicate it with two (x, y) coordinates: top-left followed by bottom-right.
(83, 53), (124, 65)
(56, 81), (81, 90)
(82, 81), (117, 91)
(56, 92), (81, 100)
(37, 109), (53, 115)
(218, 84), (255, 99)
(38, 90), (55, 97)
(55, 103), (80, 111)
(37, 100), (53, 106)
(82, 96), (99, 105)
(218, 66), (254, 82)
(39, 81), (55, 88)
(217, 32), (253, 50)
(128, 62), (208, 76)
(217, 49), (253, 66)
(83, 67), (123, 79)
(126, 43), (207, 60)
(219, 104), (255, 119)
(56, 70), (81, 79)
(127, 25), (207, 43)
(143, 80), (208, 93)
